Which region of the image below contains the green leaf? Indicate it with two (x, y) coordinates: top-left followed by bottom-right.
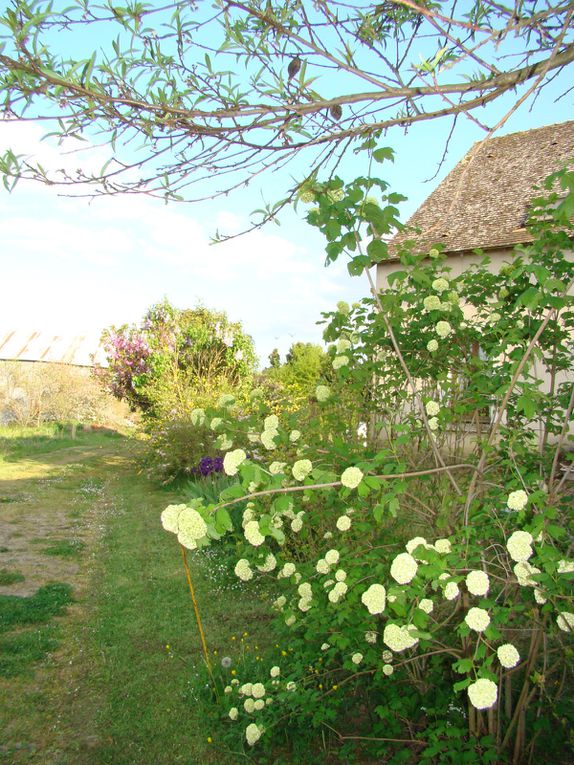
(373, 147), (394, 163)
(367, 238), (388, 263)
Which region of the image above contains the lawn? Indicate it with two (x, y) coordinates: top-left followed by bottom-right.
(0, 427), (269, 765)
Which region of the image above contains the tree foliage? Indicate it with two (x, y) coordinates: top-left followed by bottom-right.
(0, 0), (572, 212)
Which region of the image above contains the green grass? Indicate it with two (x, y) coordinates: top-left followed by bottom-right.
(0, 569), (25, 586)
(41, 539), (86, 558)
(0, 583), (73, 633)
(0, 423), (122, 463)
(0, 626), (60, 678)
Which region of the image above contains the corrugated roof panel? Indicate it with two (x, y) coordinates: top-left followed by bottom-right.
(0, 330), (108, 367)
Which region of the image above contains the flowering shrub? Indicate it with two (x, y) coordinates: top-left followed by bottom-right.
(162, 169), (574, 763)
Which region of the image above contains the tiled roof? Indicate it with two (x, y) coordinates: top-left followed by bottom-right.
(389, 121), (574, 255)
(0, 330), (107, 367)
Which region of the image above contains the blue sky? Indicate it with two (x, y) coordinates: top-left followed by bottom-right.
(1, 17), (572, 366)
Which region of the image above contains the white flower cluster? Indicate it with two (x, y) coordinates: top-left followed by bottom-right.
(210, 417), (223, 431)
(160, 504), (186, 534)
(292, 459), (312, 481)
(514, 561), (540, 587)
(261, 414), (279, 450)
(424, 295), (442, 311)
(316, 385), (331, 402)
(256, 553), (277, 573)
(333, 355), (349, 369)
(383, 624), (419, 652)
(390, 553), (418, 584)
(434, 538), (452, 554)
(465, 570), (490, 597)
(316, 558), (330, 574)
(336, 515), (352, 531)
(290, 512), (305, 533)
(325, 549), (340, 565)
(177, 507), (208, 550)
(497, 643), (520, 668)
(468, 678), (498, 710)
(382, 664), (394, 676)
(557, 612), (574, 632)
(278, 562), (296, 579)
(269, 461), (286, 475)
(444, 581), (460, 601)
(507, 490), (528, 511)
(435, 321), (452, 338)
(365, 631), (377, 644)
(244, 520), (265, 547)
(234, 559), (253, 581)
(351, 652), (363, 665)
(340, 466), (364, 489)
(418, 598), (434, 614)
(289, 430), (301, 442)
(432, 277), (449, 293)
(406, 536), (431, 559)
(217, 393), (235, 408)
(425, 401), (440, 417)
(223, 448), (247, 476)
(558, 559), (574, 574)
(465, 607), (491, 633)
(328, 580), (348, 603)
(506, 530), (533, 562)
(361, 583), (386, 615)
(427, 339), (439, 352)
(245, 722), (263, 746)
(190, 408), (205, 426)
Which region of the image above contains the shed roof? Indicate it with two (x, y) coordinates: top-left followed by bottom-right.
(389, 120), (574, 256)
(0, 330), (107, 367)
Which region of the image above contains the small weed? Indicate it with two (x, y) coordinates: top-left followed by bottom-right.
(0, 569), (25, 586)
(0, 547), (9, 553)
(41, 539), (85, 558)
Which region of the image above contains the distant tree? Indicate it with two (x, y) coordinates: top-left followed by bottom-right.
(263, 341), (329, 409)
(268, 348), (281, 369)
(97, 300), (257, 418)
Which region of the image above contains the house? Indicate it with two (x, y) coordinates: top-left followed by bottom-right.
(377, 120), (574, 288)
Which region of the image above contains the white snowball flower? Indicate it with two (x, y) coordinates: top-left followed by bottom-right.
(217, 435), (233, 451)
(253, 699), (265, 711)
(365, 631), (377, 644)
(506, 530), (534, 562)
(465, 607), (491, 633)
(316, 559), (330, 574)
(335, 569), (347, 582)
(444, 582), (460, 601)
(161, 504), (185, 533)
(434, 538), (452, 554)
(280, 562), (296, 578)
(223, 448), (247, 476)
(245, 722), (263, 746)
(424, 295), (442, 311)
(351, 652), (363, 665)
(291, 516), (303, 533)
(390, 553), (418, 584)
(190, 408), (205, 426)
(557, 612), (574, 632)
(264, 415), (279, 430)
(507, 490), (528, 511)
(316, 385), (331, 402)
(292, 459), (312, 481)
(289, 430), (301, 442)
(260, 429), (278, 450)
(269, 461), (286, 475)
(382, 664), (394, 676)
(340, 466), (364, 489)
(336, 337), (352, 352)
(427, 339), (439, 352)
(252, 683), (266, 699)
(468, 679), (498, 710)
(435, 321), (452, 338)
(256, 553), (277, 573)
(465, 570), (490, 597)
(361, 584), (386, 615)
(514, 561), (540, 587)
(234, 559), (253, 581)
(321, 643), (330, 651)
(425, 401), (440, 417)
(325, 549), (340, 566)
(432, 277), (449, 293)
(382, 650), (393, 662)
(229, 707), (238, 720)
(244, 520), (265, 547)
(497, 644), (520, 669)
(298, 582), (312, 599)
(333, 355), (349, 369)
(286, 681), (296, 691)
(383, 624), (419, 652)
(270, 666), (280, 678)
(418, 598), (434, 614)
(273, 595), (286, 610)
(244, 698), (255, 713)
(328, 581), (348, 603)
(240, 683), (253, 696)
(557, 560), (574, 574)
(406, 536), (428, 556)
(285, 615), (296, 626)
(210, 417), (223, 431)
(534, 588), (547, 604)
(336, 515), (352, 531)
(428, 417), (439, 431)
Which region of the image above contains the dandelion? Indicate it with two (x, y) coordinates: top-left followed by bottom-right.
(221, 656), (232, 669)
(468, 679), (498, 710)
(340, 466), (364, 489)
